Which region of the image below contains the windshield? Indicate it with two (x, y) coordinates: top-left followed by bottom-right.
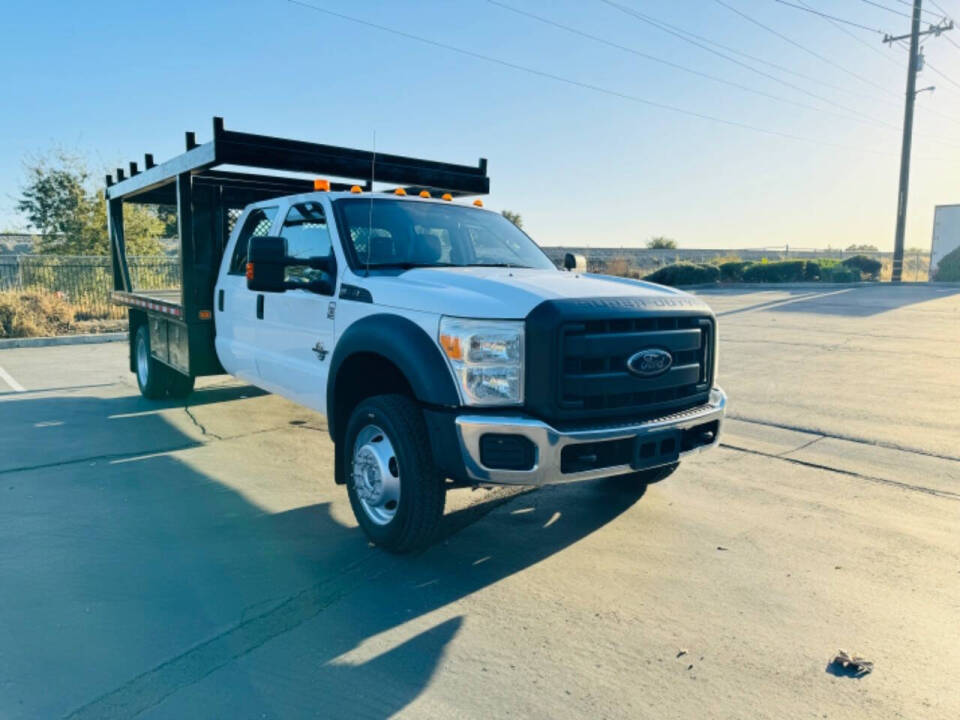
(334, 198), (556, 271)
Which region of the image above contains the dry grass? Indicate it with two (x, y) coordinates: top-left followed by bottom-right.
(0, 289), (124, 338)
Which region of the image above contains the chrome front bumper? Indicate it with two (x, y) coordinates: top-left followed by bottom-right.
(455, 387), (726, 485)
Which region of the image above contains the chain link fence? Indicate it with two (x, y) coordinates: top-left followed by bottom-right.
(0, 255), (181, 320)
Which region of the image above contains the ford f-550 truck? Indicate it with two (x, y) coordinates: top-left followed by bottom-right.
(107, 119), (725, 552)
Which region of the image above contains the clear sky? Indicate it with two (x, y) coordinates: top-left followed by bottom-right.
(2, 0), (959, 250)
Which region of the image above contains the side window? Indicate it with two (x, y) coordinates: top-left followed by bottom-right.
(280, 202), (336, 290)
(228, 206), (278, 275)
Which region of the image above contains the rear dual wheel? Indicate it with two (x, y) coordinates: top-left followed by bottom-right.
(134, 325), (195, 399)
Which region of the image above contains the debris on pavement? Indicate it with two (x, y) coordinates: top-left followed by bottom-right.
(716, 545), (729, 551)
(676, 649), (688, 658)
(827, 650), (873, 677)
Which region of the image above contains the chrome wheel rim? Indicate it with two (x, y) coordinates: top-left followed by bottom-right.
(351, 424), (400, 526)
(136, 333), (149, 388)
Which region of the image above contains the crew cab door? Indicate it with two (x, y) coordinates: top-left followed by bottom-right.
(254, 199), (338, 412)
(214, 205), (279, 382)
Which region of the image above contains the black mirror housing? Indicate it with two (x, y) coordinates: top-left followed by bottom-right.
(563, 252), (586, 272)
(247, 236), (288, 292)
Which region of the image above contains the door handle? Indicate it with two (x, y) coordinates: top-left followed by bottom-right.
(218, 289), (224, 312)
(256, 294), (264, 319)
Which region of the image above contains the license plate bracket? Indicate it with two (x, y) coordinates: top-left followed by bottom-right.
(632, 429), (681, 470)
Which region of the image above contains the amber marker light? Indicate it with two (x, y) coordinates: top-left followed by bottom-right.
(438, 333), (463, 361)
(350, 185), (363, 193)
(419, 190), (431, 198)
(473, 199), (484, 207)
(313, 179), (331, 191)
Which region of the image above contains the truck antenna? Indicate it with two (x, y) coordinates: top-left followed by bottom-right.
(365, 130), (376, 277)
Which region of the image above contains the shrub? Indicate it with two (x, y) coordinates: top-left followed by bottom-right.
(933, 244), (960, 281)
(841, 254), (881, 280)
(741, 259), (808, 283)
(0, 290), (76, 338)
(719, 261), (752, 282)
(820, 265), (859, 283)
(804, 260), (820, 281)
(644, 262), (720, 286)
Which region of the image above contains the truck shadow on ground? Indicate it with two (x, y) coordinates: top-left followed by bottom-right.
(0, 390), (647, 719)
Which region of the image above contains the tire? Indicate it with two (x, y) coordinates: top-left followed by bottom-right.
(134, 325), (169, 399)
(166, 370), (195, 398)
(615, 462), (679, 486)
(343, 394), (445, 553)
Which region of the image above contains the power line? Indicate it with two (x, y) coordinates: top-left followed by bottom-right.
(857, 0), (919, 20)
(603, 0), (899, 107)
(798, 0), (901, 67)
(281, 0), (894, 155)
(716, 0), (894, 95)
(601, 0), (899, 122)
(897, 0), (951, 20)
(487, 0), (903, 130)
(797, 0), (960, 125)
(770, 0), (887, 33)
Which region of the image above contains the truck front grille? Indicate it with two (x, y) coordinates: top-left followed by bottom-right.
(559, 315), (712, 416)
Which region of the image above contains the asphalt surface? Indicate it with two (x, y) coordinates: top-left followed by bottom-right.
(0, 284), (958, 719)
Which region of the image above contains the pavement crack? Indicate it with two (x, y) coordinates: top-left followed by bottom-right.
(727, 414), (960, 463)
(780, 435), (824, 456)
(182, 403), (224, 441)
(720, 442), (960, 501)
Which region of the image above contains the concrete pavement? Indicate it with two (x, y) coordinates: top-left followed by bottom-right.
(0, 284), (957, 719)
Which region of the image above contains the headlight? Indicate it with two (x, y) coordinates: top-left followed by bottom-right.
(438, 317), (524, 406)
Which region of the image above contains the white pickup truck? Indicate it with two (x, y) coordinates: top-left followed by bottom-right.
(108, 120), (725, 552)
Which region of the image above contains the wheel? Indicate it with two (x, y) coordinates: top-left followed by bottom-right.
(615, 462), (679, 486)
(134, 324), (169, 399)
(344, 394), (445, 553)
(166, 370), (195, 398)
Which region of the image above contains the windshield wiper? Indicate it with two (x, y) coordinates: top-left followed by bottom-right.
(469, 263), (534, 269)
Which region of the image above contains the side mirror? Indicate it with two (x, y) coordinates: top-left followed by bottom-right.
(564, 252), (586, 272)
(247, 236), (288, 292)
(246, 236), (337, 294)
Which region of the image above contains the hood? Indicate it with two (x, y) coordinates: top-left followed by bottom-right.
(358, 267), (705, 318)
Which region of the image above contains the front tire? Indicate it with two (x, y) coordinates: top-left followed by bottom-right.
(344, 394), (445, 553)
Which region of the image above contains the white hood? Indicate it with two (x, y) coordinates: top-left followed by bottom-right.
(357, 267), (705, 318)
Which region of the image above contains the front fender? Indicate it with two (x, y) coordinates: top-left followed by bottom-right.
(326, 313), (460, 439)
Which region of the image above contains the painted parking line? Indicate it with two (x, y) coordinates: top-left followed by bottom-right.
(0, 363), (25, 392)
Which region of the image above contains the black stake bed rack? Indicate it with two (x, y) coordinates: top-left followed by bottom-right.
(105, 117), (490, 377)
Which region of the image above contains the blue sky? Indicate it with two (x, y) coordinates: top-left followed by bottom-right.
(2, 0), (959, 250)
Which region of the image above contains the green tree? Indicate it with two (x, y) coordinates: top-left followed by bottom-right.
(17, 152), (163, 255)
(846, 243), (879, 252)
(647, 236), (677, 249)
(501, 210), (523, 228)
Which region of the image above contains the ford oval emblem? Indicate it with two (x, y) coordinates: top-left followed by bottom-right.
(626, 348), (673, 377)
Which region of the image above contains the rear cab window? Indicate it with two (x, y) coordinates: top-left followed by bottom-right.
(228, 206), (278, 275)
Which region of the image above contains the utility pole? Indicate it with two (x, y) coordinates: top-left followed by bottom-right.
(884, 2), (952, 282)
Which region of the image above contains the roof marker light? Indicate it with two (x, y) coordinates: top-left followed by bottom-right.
(473, 199), (484, 207)
(313, 179), (331, 191)
(350, 185), (363, 194)
(394, 188), (407, 196)
(419, 190), (431, 198)
(441, 193), (453, 201)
